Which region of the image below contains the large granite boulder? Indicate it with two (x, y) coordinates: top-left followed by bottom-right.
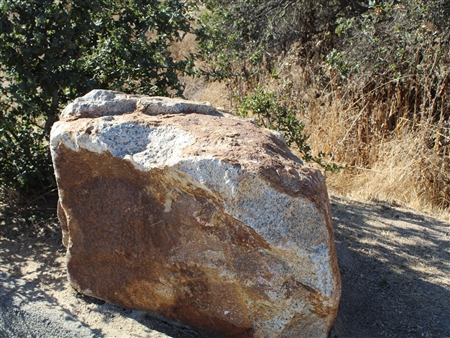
(51, 90), (341, 337)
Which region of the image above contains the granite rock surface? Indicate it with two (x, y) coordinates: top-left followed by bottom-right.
(51, 90), (341, 338)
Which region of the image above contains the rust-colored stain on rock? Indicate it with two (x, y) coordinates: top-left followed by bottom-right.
(55, 147), (266, 336)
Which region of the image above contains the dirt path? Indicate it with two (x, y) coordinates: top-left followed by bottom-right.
(1, 196), (449, 337)
(330, 197), (450, 337)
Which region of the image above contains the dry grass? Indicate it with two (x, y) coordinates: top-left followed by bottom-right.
(309, 103), (450, 220)
(184, 78), (231, 109)
(297, 77), (450, 220)
(324, 135), (450, 221)
(169, 32), (232, 109)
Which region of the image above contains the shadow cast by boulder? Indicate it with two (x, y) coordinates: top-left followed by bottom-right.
(330, 197), (450, 337)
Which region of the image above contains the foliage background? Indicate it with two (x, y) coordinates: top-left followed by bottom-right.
(0, 0), (196, 197)
(195, 0), (450, 213)
(1, 0), (449, 214)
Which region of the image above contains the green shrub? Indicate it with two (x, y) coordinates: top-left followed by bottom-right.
(238, 87), (341, 172)
(0, 0), (197, 196)
(196, 1), (349, 171)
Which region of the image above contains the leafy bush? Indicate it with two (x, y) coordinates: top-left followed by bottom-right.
(238, 87), (341, 172)
(0, 0), (197, 196)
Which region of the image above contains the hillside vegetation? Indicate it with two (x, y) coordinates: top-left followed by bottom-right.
(1, 0), (449, 218)
(192, 0), (450, 216)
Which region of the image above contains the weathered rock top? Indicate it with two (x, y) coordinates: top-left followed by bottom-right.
(54, 90), (317, 198)
(53, 90), (334, 266)
(60, 89), (224, 121)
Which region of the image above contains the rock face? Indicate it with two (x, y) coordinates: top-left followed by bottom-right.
(51, 90), (341, 337)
